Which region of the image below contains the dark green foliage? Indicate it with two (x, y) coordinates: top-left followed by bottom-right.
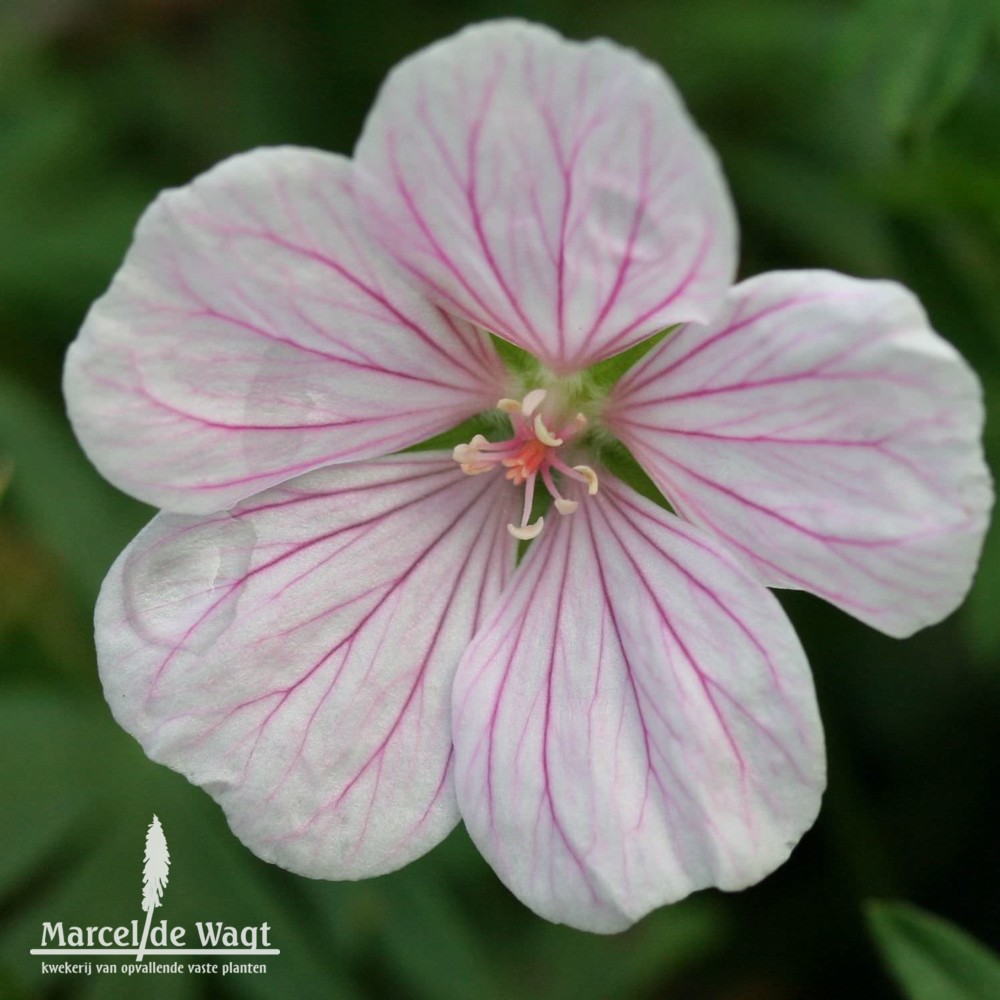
(1, 1), (998, 997)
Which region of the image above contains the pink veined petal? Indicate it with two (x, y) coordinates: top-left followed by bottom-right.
(606, 270), (993, 638)
(96, 453), (516, 879)
(354, 20), (737, 375)
(64, 147), (508, 514)
(452, 475), (824, 933)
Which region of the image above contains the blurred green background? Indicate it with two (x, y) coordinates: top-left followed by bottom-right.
(1, 0), (999, 997)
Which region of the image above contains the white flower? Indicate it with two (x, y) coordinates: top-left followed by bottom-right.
(64, 21), (991, 933)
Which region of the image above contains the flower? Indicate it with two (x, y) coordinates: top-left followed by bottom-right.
(64, 20), (991, 933)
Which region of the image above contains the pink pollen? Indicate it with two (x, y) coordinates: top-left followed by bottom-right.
(503, 438), (549, 485)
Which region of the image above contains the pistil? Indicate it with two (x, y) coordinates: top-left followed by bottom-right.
(453, 390), (599, 540)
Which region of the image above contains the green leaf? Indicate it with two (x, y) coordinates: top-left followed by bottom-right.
(529, 900), (725, 1000)
(583, 326), (676, 391)
(0, 690), (362, 1000)
(962, 518), (1000, 663)
(725, 146), (897, 275)
(866, 899), (1000, 1000)
(838, 0), (992, 140)
(596, 440), (671, 510)
(378, 869), (509, 1000)
(402, 412), (508, 454)
(0, 692), (99, 902)
(961, 381), (1000, 664)
(488, 333), (538, 380)
(0, 374), (149, 600)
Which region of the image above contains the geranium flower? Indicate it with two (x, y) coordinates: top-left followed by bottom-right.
(64, 21), (991, 932)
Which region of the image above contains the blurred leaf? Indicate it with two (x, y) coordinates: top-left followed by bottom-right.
(528, 901), (725, 1000)
(0, 184), (147, 314)
(0, 524), (93, 684)
(0, 959), (36, 1000)
(607, 0), (839, 108)
(838, 0), (992, 140)
(0, 33), (151, 327)
(0, 373), (148, 599)
(0, 690), (362, 1000)
(866, 899), (1000, 1000)
(0, 526), (46, 634)
(0, 692), (97, 901)
(0, 3), (997, 998)
(379, 870), (509, 1000)
(962, 519), (1000, 665)
(961, 388), (1000, 663)
(306, 835), (724, 1000)
(870, 150), (1000, 228)
(727, 145), (897, 275)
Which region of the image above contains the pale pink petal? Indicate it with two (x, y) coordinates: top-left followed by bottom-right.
(65, 148), (508, 514)
(606, 270), (993, 638)
(452, 475), (824, 933)
(96, 453), (515, 878)
(354, 20), (736, 374)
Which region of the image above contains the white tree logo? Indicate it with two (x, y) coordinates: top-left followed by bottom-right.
(136, 815), (170, 961)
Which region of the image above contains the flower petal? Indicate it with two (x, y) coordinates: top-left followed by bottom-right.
(452, 476), (824, 933)
(65, 148), (507, 514)
(96, 453), (515, 878)
(606, 270), (993, 638)
(354, 20), (736, 374)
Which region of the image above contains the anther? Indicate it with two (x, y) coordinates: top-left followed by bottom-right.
(521, 388), (547, 417)
(454, 390), (596, 542)
(452, 435), (489, 464)
(573, 465), (600, 495)
(508, 517), (544, 540)
(533, 414), (563, 447)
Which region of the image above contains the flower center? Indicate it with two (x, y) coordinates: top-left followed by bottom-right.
(453, 389), (599, 540)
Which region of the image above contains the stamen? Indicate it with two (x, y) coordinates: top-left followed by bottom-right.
(574, 465), (600, 495)
(508, 518), (544, 540)
(508, 472), (544, 539)
(452, 435), (490, 464)
(540, 464), (571, 513)
(518, 469), (538, 526)
(521, 388), (547, 417)
(453, 390), (597, 541)
(533, 413), (563, 447)
(560, 413), (588, 438)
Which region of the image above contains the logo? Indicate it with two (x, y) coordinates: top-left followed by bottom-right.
(30, 815), (280, 980)
(139, 814), (170, 960)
